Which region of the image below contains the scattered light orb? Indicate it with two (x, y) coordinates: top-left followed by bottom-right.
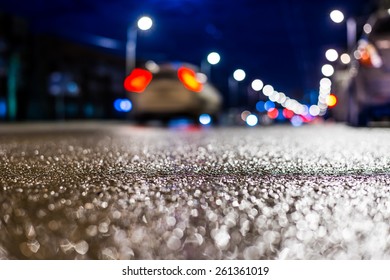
(325, 49), (339, 62)
(256, 101), (266, 112)
(196, 72), (208, 83)
(267, 108), (279, 119)
(251, 79), (264, 91)
(277, 92), (286, 104)
(353, 50), (362, 60)
(114, 99), (132, 112)
(340, 53), (351, 64)
(137, 16), (153, 31)
(233, 69), (246, 81)
(320, 77), (332, 88)
(363, 23), (372, 34)
(321, 64), (335, 77)
(246, 114), (258, 126)
(241, 110), (251, 121)
(301, 105), (309, 115)
(199, 113), (212, 125)
(330, 10), (344, 23)
(269, 91), (280, 102)
(262, 84), (274, 96)
(291, 115), (303, 127)
(309, 105), (320, 116)
(145, 60), (160, 73)
(283, 108), (294, 119)
(264, 100), (275, 112)
(207, 52), (221, 65)
(0, 100), (6, 117)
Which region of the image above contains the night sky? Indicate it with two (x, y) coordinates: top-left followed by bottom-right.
(0, 0), (380, 99)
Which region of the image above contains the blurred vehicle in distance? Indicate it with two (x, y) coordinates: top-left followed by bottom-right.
(124, 62), (222, 125)
(345, 9), (390, 126)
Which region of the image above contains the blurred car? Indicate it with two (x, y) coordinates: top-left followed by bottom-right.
(346, 9), (390, 126)
(124, 62), (222, 125)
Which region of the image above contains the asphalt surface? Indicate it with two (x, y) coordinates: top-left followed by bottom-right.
(0, 122), (389, 260)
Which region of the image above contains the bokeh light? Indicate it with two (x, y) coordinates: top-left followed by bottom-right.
(196, 73), (208, 84)
(330, 10), (344, 23)
(199, 113), (212, 125)
(0, 99), (6, 118)
(145, 60), (160, 73)
(325, 49), (339, 62)
(320, 77), (332, 88)
(241, 110), (251, 121)
(207, 52), (221, 65)
(256, 101), (266, 112)
(137, 16), (153, 31)
(326, 94), (338, 107)
(124, 68), (153, 93)
(309, 105), (320, 116)
(282, 108), (294, 119)
(321, 64), (334, 77)
(233, 69), (246, 81)
(267, 108), (279, 119)
(246, 114), (258, 126)
(363, 23), (372, 34)
(340, 53), (351, 64)
(269, 91), (280, 102)
(262, 85), (274, 96)
(264, 100), (275, 112)
(114, 99), (132, 112)
(251, 79), (264, 91)
(291, 115), (303, 127)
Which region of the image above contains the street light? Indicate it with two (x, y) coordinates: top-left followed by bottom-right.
(251, 79), (264, 91)
(325, 48), (339, 62)
(126, 16), (153, 74)
(233, 69), (246, 81)
(229, 69), (246, 108)
(329, 9), (356, 52)
(330, 10), (344, 23)
(207, 52), (221, 65)
(321, 64), (335, 77)
(201, 51), (221, 79)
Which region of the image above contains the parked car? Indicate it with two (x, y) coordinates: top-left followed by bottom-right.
(124, 62), (222, 125)
(346, 9), (390, 126)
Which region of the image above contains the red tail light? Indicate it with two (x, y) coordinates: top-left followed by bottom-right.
(177, 67), (203, 92)
(124, 68), (152, 93)
(357, 41), (383, 68)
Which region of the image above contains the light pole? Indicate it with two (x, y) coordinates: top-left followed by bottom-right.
(330, 10), (356, 52)
(126, 16), (153, 75)
(229, 69), (246, 108)
(201, 51), (220, 80)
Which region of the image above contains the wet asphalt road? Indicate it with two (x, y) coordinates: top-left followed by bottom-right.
(0, 122), (389, 260)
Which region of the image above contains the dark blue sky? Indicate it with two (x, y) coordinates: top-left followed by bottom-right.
(0, 0), (379, 99)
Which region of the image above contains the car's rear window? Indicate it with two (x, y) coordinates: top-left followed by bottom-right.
(153, 71), (177, 80)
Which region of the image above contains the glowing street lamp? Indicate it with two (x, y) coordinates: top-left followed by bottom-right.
(229, 69), (246, 108)
(137, 16), (153, 31)
(321, 64), (335, 77)
(233, 69), (246, 81)
(330, 10), (344, 23)
(126, 16), (153, 74)
(251, 79), (264, 91)
(207, 52), (221, 65)
(329, 9), (356, 52)
(201, 51), (221, 79)
(325, 48), (339, 62)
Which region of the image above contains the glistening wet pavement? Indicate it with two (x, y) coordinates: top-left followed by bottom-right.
(0, 123), (389, 259)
